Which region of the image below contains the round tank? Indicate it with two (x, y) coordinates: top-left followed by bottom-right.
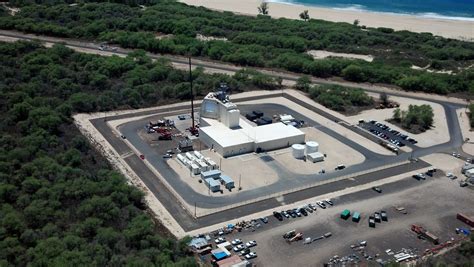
(292, 144), (305, 159)
(305, 141), (319, 154)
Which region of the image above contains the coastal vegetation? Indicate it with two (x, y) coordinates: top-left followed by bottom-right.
(308, 84), (374, 114)
(0, 40), (284, 266)
(391, 104), (434, 133)
(0, 1), (473, 96)
(468, 103), (474, 128)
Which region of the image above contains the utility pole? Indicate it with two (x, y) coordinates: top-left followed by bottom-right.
(194, 202), (197, 218)
(189, 57), (195, 129)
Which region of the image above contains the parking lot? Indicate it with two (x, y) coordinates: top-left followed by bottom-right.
(201, 172), (473, 266)
(360, 120), (418, 148)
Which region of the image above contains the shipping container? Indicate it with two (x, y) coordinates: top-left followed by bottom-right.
(341, 209), (351, 219)
(457, 213), (474, 227)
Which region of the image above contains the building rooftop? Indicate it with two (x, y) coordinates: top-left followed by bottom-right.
(200, 117), (304, 148)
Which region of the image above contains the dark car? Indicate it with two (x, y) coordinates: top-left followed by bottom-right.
(273, 211), (283, 221)
(372, 186), (382, 193)
(289, 210), (296, 218)
(374, 212), (381, 223)
(300, 208), (308, 216)
(260, 217), (268, 224)
(381, 210), (388, 221)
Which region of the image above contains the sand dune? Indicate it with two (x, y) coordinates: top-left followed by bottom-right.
(179, 0), (474, 41)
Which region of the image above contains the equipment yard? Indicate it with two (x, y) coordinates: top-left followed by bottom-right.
(209, 173), (473, 266)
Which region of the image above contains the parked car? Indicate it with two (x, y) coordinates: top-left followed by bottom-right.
(460, 181), (468, 187)
(372, 186), (382, 193)
(215, 237), (225, 244)
(231, 239), (242, 246)
(120, 135), (126, 139)
(300, 208), (308, 216)
(325, 199), (334, 206)
(289, 210), (296, 218)
(245, 240), (257, 248)
(240, 248), (251, 256)
(273, 211), (283, 221)
(369, 216), (375, 228)
(282, 211), (290, 218)
(381, 210), (388, 221)
(163, 153), (172, 158)
(245, 252), (257, 259)
(335, 164), (346, 170)
(317, 201), (326, 209)
(139, 154), (145, 160)
(233, 244), (246, 252)
(294, 209), (302, 217)
(308, 204), (317, 211)
(374, 212), (381, 223)
(260, 217), (268, 224)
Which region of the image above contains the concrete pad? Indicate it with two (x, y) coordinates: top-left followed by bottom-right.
(421, 153), (466, 178)
(242, 96), (393, 156)
(270, 127), (365, 175)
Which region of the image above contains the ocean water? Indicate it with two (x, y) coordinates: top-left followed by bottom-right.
(269, 0), (474, 20)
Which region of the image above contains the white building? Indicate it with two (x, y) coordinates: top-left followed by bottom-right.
(199, 88), (305, 157)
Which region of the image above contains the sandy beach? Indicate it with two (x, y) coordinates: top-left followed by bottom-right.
(179, 0), (474, 41)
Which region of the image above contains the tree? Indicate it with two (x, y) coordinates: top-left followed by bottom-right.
(295, 76), (311, 92)
(393, 108), (401, 122)
(299, 10), (310, 21)
(353, 19), (360, 26)
(258, 2), (269, 15)
(380, 92), (389, 106)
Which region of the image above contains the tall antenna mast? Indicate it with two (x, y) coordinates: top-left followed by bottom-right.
(189, 56), (195, 129)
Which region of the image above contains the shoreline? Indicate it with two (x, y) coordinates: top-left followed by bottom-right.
(268, 0), (474, 22)
(179, 0), (474, 41)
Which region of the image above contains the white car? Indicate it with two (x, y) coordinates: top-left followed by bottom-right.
(245, 252), (257, 259)
(446, 172), (454, 178)
(231, 238), (242, 245)
(245, 240), (257, 248)
(215, 237), (225, 244)
(233, 244), (246, 252)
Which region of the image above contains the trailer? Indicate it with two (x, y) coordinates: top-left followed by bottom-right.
(457, 213), (474, 227)
(193, 151), (204, 159)
(411, 224), (439, 244)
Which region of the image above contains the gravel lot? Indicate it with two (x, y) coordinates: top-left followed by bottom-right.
(214, 173), (474, 266)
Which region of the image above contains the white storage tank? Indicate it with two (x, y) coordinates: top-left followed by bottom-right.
(292, 144), (305, 159)
(305, 141), (319, 154)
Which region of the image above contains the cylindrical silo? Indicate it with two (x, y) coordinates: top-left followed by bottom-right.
(305, 141), (319, 154)
(292, 144), (305, 159)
